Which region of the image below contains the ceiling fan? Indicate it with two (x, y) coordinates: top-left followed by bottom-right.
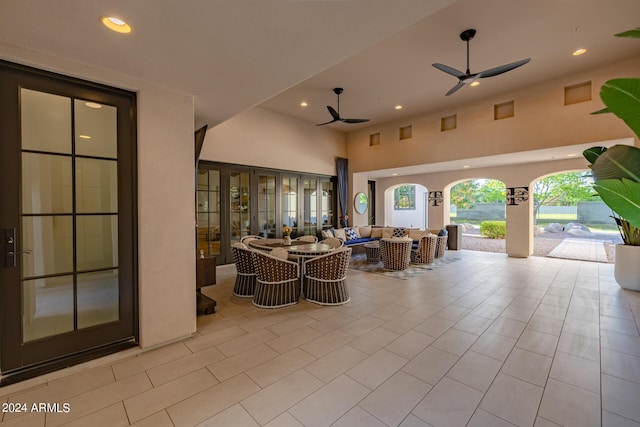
(432, 29), (531, 96)
(316, 87), (370, 126)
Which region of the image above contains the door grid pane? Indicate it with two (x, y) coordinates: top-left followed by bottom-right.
(22, 276), (74, 342)
(19, 87), (122, 342)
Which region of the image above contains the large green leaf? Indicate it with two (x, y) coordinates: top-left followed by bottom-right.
(590, 144), (640, 183)
(600, 78), (640, 139)
(594, 178), (640, 229)
(615, 27), (640, 38)
(583, 146), (607, 165)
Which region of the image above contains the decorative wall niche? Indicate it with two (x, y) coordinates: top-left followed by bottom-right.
(369, 132), (381, 146)
(441, 114), (457, 131)
(399, 125), (412, 140)
(494, 100), (514, 120)
(564, 81), (592, 105)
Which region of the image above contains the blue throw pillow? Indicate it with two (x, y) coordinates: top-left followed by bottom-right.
(438, 228), (448, 236)
(345, 227), (358, 241)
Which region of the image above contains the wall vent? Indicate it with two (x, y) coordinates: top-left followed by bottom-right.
(399, 125), (412, 140)
(441, 114), (457, 131)
(494, 100), (514, 120)
(564, 81), (592, 105)
(369, 132), (381, 146)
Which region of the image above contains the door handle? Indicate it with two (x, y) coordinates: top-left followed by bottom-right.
(4, 228), (16, 268)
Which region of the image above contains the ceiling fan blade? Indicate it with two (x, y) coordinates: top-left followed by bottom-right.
(327, 105), (340, 121)
(432, 63), (466, 79)
(342, 118), (370, 124)
(445, 81), (466, 96)
(477, 58), (531, 78)
(316, 119), (338, 126)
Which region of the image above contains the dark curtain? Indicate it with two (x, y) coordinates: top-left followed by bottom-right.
(336, 157), (348, 228)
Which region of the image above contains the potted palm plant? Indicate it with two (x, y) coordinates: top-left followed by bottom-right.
(583, 80), (640, 290)
(583, 27), (640, 290)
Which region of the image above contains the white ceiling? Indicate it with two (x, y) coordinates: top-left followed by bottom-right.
(1, 0), (638, 178)
(260, 0), (640, 131)
(0, 0), (455, 128)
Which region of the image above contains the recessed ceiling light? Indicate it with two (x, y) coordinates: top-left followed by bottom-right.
(79, 135), (91, 139)
(470, 81), (480, 87)
(394, 105), (403, 110)
(101, 16), (132, 34)
(572, 48), (587, 56)
(567, 153), (577, 157)
(463, 165), (470, 168)
(300, 101), (308, 107)
(392, 173), (398, 176)
(85, 102), (102, 109)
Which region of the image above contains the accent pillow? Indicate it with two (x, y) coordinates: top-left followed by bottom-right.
(358, 225), (372, 238)
(333, 228), (346, 240)
(321, 229), (334, 238)
(344, 227), (358, 241)
(353, 226), (361, 238)
(438, 228), (448, 237)
(270, 248), (289, 260)
(370, 227), (383, 238)
(382, 228), (394, 238)
(392, 227), (407, 238)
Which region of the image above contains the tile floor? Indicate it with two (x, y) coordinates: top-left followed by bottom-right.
(1, 250), (640, 427)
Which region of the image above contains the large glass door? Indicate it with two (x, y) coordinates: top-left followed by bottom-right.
(0, 62), (137, 381)
(281, 175), (299, 238)
(257, 173), (277, 238)
(229, 170), (251, 245)
(303, 178), (318, 236)
(197, 169), (221, 263)
(196, 163), (335, 264)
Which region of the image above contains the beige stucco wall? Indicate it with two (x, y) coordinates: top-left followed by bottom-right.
(346, 55), (640, 174)
(346, 55), (639, 257)
(201, 107), (347, 175)
(0, 42), (197, 350)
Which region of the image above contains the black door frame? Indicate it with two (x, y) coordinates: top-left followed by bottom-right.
(0, 60), (138, 384)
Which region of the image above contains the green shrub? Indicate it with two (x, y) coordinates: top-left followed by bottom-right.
(480, 221), (506, 239)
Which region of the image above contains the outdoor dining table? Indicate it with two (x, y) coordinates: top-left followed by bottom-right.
(248, 239), (335, 257)
(248, 239), (335, 296)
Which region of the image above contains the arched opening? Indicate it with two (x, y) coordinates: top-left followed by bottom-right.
(446, 178), (507, 254)
(531, 170), (620, 262)
(384, 183), (428, 228)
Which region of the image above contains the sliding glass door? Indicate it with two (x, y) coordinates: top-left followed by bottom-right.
(196, 163), (335, 264)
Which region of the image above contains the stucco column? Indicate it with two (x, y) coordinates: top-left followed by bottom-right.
(428, 190), (447, 230)
(505, 187), (533, 258)
(351, 172), (369, 227)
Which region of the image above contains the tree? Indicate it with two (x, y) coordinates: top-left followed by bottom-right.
(477, 179), (506, 203)
(450, 180), (480, 209)
(451, 179), (506, 208)
(533, 172), (598, 222)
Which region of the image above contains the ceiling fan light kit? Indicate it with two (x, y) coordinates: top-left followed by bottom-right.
(432, 28), (531, 96)
(316, 87), (370, 126)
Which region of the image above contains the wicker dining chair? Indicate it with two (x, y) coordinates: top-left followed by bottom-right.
(231, 243), (256, 297)
(293, 235), (318, 243)
(411, 234), (437, 265)
(379, 238), (412, 271)
(251, 249), (300, 308)
(435, 236), (448, 258)
(303, 247), (352, 305)
(319, 237), (344, 249)
(241, 235), (264, 245)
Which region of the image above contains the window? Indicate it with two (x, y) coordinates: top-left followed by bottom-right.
(394, 185), (415, 210)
